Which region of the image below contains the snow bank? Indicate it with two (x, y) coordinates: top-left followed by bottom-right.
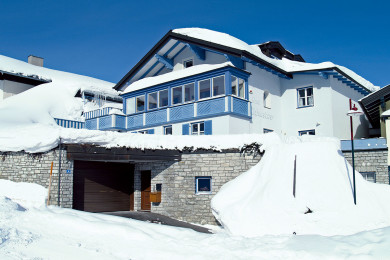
(0, 179), (46, 208)
(211, 136), (390, 237)
(1, 179), (390, 259)
(173, 28), (379, 92)
(0, 124), (279, 153)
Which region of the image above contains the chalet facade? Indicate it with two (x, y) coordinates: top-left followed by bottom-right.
(81, 28), (375, 139)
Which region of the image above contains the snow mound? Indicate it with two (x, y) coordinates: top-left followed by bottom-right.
(211, 136), (390, 237)
(173, 28), (379, 92)
(0, 179), (47, 208)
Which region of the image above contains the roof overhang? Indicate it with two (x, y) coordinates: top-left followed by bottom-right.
(359, 84), (390, 128)
(0, 70), (51, 86)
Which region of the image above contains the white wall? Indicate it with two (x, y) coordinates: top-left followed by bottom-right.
(1, 80), (35, 100)
(0, 80), (4, 100)
(172, 48), (227, 72)
(280, 74), (334, 137)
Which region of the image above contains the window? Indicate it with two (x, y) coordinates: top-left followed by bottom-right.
(159, 89), (168, 107)
(136, 95), (145, 112)
(191, 122), (205, 135)
(297, 87), (314, 107)
(263, 128), (273, 133)
(231, 75), (245, 98)
(138, 130), (147, 134)
(184, 59), (193, 68)
(184, 83), (195, 102)
(126, 97), (135, 114)
(212, 76), (225, 96)
(199, 79), (211, 99)
(299, 129), (315, 136)
(172, 86), (183, 105)
(360, 172), (376, 183)
(264, 90), (271, 108)
(164, 125), (172, 135)
(139, 129), (154, 134)
(195, 177), (212, 194)
(148, 92), (158, 110)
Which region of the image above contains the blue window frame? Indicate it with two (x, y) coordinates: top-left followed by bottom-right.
(298, 129), (315, 136)
(263, 128), (273, 133)
(195, 177), (212, 194)
(164, 125), (172, 135)
(297, 87), (314, 108)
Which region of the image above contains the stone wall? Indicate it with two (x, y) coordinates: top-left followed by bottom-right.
(343, 149), (388, 184)
(135, 151), (261, 225)
(0, 148), (73, 207)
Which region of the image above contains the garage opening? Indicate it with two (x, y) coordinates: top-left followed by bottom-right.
(73, 160), (134, 212)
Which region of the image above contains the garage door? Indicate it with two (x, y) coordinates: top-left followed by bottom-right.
(73, 160), (134, 212)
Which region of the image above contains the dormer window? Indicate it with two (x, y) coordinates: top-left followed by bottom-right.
(183, 59), (193, 68)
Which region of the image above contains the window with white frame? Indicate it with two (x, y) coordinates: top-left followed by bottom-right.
(195, 176), (212, 194)
(159, 89), (168, 107)
(360, 172), (376, 183)
(183, 59), (193, 68)
(191, 122), (205, 135)
(299, 129), (315, 136)
(199, 79), (211, 99)
(126, 97), (135, 114)
(172, 86), (183, 105)
(297, 87), (314, 107)
(148, 92), (158, 110)
(136, 95), (145, 112)
(231, 75), (245, 98)
(164, 125), (172, 135)
(264, 90), (271, 108)
(184, 83), (195, 102)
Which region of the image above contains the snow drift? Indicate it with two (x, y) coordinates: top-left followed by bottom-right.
(211, 135), (390, 237)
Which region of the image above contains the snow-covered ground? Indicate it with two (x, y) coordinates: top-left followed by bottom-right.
(1, 178), (390, 259)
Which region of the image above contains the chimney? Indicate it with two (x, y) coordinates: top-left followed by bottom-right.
(28, 55), (44, 67)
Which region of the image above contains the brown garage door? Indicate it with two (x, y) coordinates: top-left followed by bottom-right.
(73, 160), (134, 212)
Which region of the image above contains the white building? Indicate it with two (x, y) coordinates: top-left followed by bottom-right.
(84, 28), (378, 139)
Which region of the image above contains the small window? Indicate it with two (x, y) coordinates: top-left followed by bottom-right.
(172, 86), (183, 105)
(191, 122), (205, 135)
(164, 125), (172, 135)
(136, 95), (145, 112)
(213, 76), (225, 96)
(184, 59), (193, 68)
(264, 90), (271, 108)
(299, 129), (315, 136)
(297, 87), (314, 108)
(138, 130), (147, 134)
(148, 92), (158, 110)
(159, 89), (168, 107)
(360, 172), (376, 183)
(195, 177), (212, 194)
(184, 83), (195, 102)
(231, 76), (245, 98)
(126, 97), (135, 114)
(199, 79), (211, 99)
(263, 128), (273, 133)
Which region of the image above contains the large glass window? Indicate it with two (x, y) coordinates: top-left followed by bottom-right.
(231, 75), (245, 98)
(148, 92), (158, 110)
(172, 86), (183, 105)
(195, 177), (212, 194)
(136, 95), (145, 112)
(213, 76), (225, 96)
(184, 83), (195, 102)
(297, 87), (314, 107)
(159, 89), (168, 107)
(126, 97), (135, 114)
(199, 79), (211, 99)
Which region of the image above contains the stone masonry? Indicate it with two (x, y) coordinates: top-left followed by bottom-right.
(343, 149), (389, 184)
(0, 148), (73, 207)
(135, 151), (261, 225)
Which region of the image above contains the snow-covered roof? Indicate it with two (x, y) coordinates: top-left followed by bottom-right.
(172, 28), (379, 92)
(122, 62), (236, 94)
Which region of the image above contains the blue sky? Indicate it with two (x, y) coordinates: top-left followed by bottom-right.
(1, 1), (389, 87)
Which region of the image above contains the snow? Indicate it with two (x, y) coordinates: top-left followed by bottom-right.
(211, 135), (390, 237)
(0, 124), (278, 153)
(381, 109), (390, 117)
(0, 54), (119, 124)
(2, 178), (390, 259)
(122, 62), (235, 94)
(173, 28), (379, 92)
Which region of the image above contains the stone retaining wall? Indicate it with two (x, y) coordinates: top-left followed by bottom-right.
(0, 148), (73, 207)
(342, 149), (388, 184)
